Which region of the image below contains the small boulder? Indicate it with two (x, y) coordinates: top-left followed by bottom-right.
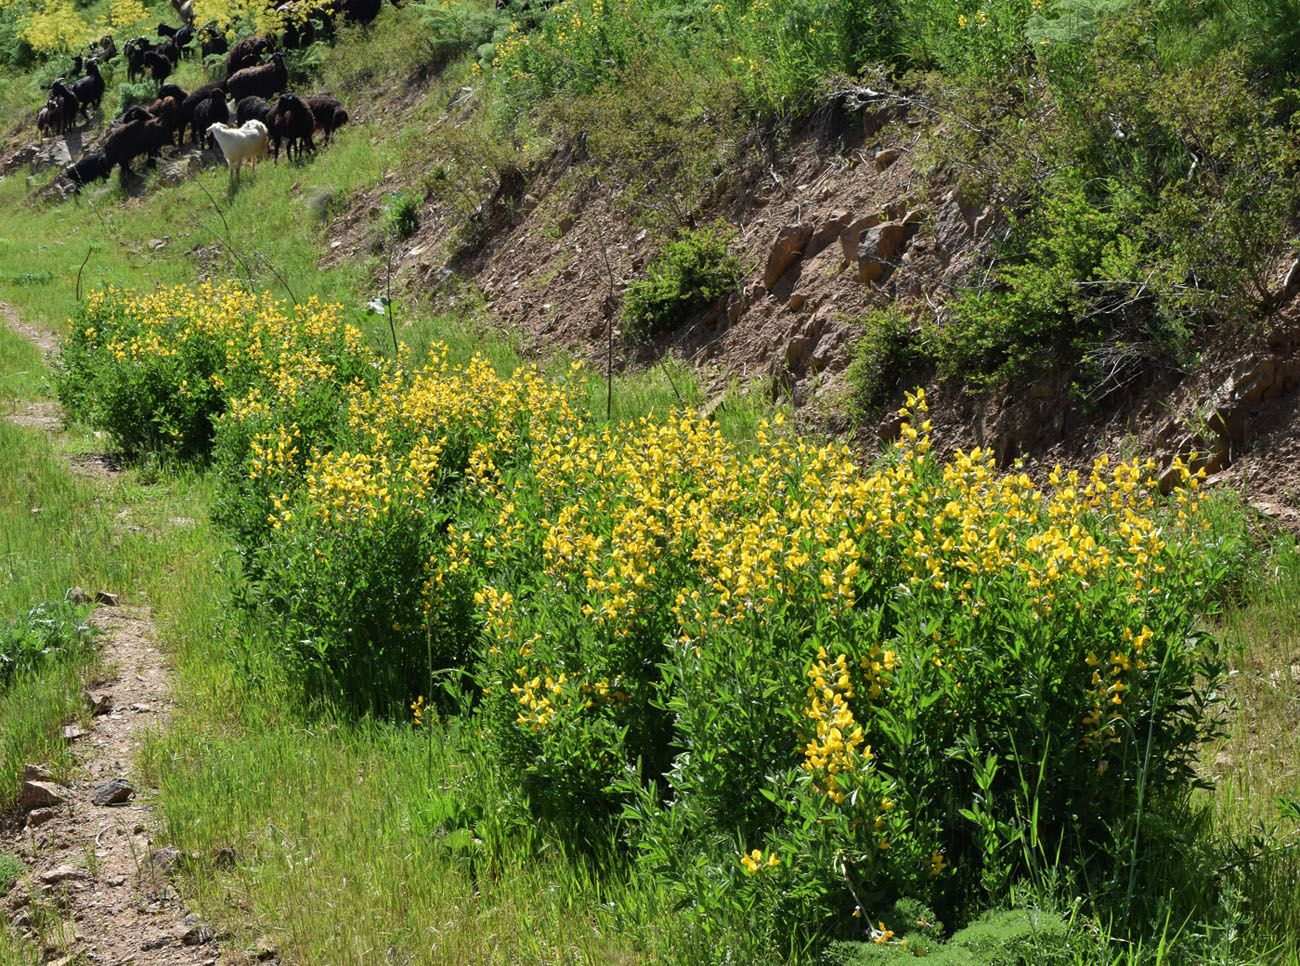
(839, 214), (881, 266)
(874, 147), (901, 169)
(20, 780), (68, 811)
(806, 210), (852, 260)
(91, 778), (134, 806)
(83, 690), (112, 715)
(23, 764), (55, 782)
(39, 864), (90, 886)
(26, 808), (55, 828)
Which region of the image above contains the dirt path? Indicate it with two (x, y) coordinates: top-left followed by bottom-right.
(0, 300), (58, 357)
(6, 606), (223, 965)
(2, 302), (227, 964)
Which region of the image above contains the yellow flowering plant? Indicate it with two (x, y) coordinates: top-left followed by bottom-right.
(62, 282), (1241, 945)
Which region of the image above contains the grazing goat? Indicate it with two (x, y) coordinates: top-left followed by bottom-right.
(143, 49), (174, 83)
(48, 80), (79, 133)
(208, 120), (269, 179)
(277, 2), (316, 48)
(124, 38), (155, 83)
(146, 92), (183, 144)
(236, 95), (270, 127)
(199, 23), (228, 59)
(266, 92), (314, 162)
(178, 84), (222, 143)
(157, 37), (182, 65)
(169, 0), (195, 26)
(225, 51), (288, 103)
(101, 116), (172, 178)
(193, 95), (231, 149)
(70, 61), (105, 118)
(113, 105), (154, 127)
(225, 36), (271, 77)
(173, 24), (196, 54)
(88, 35), (116, 61)
(303, 95), (347, 144)
(37, 100), (63, 138)
(65, 151), (112, 191)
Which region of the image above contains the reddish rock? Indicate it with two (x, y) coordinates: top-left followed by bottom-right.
(764, 223), (814, 290)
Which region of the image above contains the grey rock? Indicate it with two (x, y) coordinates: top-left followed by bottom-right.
(25, 808), (55, 828)
(91, 778), (134, 806)
(39, 864), (90, 886)
(20, 780), (68, 811)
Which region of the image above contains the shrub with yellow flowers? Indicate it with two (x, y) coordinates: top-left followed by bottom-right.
(58, 283), (372, 460)
(61, 282), (1241, 947)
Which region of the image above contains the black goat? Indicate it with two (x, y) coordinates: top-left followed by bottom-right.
(236, 95), (271, 127)
(267, 92), (314, 162)
(303, 95), (347, 145)
(143, 49), (173, 83)
(48, 80), (79, 133)
(70, 61), (105, 118)
(173, 24), (196, 54)
(200, 23), (229, 59)
(193, 94), (230, 149)
(114, 105), (154, 127)
(65, 151), (112, 191)
(225, 36), (271, 77)
(124, 38), (155, 83)
(101, 116), (172, 178)
(337, 0), (382, 24)
(157, 37), (182, 64)
(225, 51), (287, 102)
(179, 84), (222, 143)
(37, 100), (63, 138)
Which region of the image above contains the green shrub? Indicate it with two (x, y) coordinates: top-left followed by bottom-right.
(383, 188), (422, 241)
(846, 305), (928, 420)
(622, 222), (740, 339)
(56, 283), (374, 459)
(832, 905), (1069, 964)
(0, 600), (94, 686)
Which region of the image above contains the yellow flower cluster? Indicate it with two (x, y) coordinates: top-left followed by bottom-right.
(740, 848), (780, 873)
(20, 0), (96, 54)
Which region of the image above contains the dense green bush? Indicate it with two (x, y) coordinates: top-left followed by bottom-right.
(57, 283), (373, 459)
(623, 222), (740, 338)
(846, 304), (928, 419)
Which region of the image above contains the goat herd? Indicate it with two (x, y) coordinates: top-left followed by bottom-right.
(33, 1), (375, 192)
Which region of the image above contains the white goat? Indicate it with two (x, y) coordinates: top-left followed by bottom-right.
(207, 119), (268, 180)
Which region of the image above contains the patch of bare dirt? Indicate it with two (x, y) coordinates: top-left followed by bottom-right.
(5, 603), (226, 965)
